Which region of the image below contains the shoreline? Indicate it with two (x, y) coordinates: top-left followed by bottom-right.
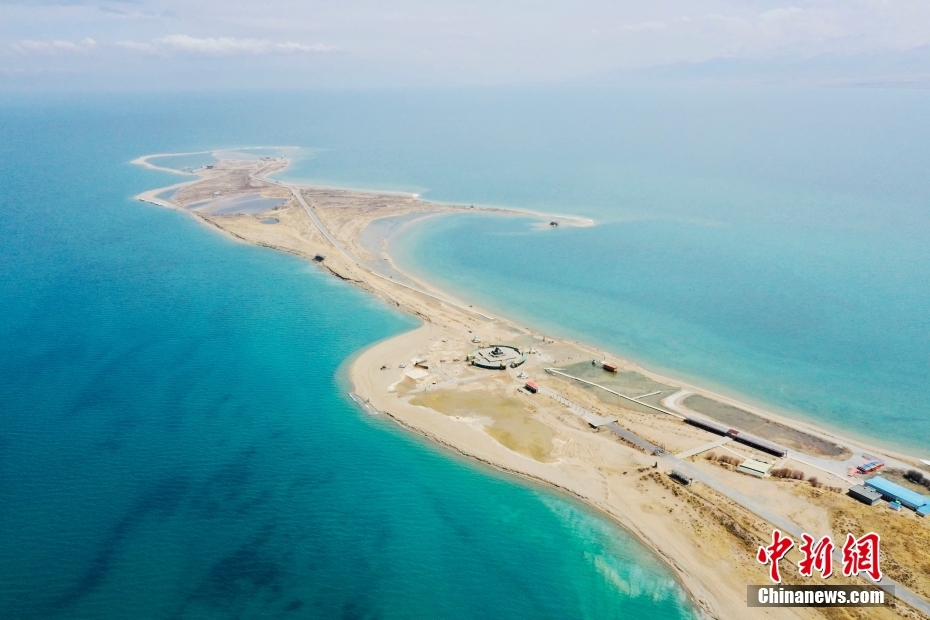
(134, 150), (930, 620)
(270, 167), (596, 229)
(343, 324), (726, 616)
(338, 345), (702, 613)
(387, 223), (920, 465)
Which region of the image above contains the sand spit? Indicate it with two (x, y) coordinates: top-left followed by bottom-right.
(135, 152), (930, 620)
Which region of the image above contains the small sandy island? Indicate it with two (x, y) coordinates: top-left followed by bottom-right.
(135, 151), (930, 620)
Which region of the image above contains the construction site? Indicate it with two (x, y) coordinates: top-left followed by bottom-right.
(139, 152), (930, 620)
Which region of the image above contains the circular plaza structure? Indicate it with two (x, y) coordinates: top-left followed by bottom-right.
(468, 345), (527, 370)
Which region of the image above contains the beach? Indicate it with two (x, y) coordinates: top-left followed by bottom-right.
(136, 152), (930, 620)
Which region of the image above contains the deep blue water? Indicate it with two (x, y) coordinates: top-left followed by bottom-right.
(0, 95), (697, 618)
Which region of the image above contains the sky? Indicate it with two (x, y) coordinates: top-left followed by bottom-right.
(2, 0), (930, 90)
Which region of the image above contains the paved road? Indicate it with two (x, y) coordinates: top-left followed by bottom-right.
(675, 436), (732, 459)
(544, 368), (686, 418)
(269, 163), (929, 616)
(541, 384), (930, 615)
(661, 389), (915, 483)
(665, 452), (930, 615)
(259, 169), (497, 322)
(538, 387), (616, 427)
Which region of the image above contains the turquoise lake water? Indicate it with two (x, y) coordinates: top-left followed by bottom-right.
(292, 87), (929, 456)
(0, 94), (698, 618)
(4, 86), (928, 618)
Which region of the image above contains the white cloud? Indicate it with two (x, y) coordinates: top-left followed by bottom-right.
(145, 34), (333, 56)
(277, 41), (332, 53)
(4, 1), (930, 87)
(12, 38), (96, 54)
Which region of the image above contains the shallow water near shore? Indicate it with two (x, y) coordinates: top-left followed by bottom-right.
(0, 96), (699, 617)
(393, 204), (930, 455)
(375, 88), (930, 456)
(265, 88), (930, 458)
(6, 84), (930, 618)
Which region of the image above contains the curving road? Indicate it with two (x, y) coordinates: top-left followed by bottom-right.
(255, 166), (498, 322)
(661, 390), (915, 484)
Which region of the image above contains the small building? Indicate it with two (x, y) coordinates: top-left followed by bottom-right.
(857, 460), (884, 474)
(470, 345), (526, 370)
(848, 484), (882, 506)
(524, 381), (539, 394)
(864, 476), (930, 515)
(602, 362), (618, 373)
(736, 457), (774, 478)
(404, 368), (430, 382)
(669, 470), (692, 486)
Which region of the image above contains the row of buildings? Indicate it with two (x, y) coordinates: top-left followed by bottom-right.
(849, 477), (930, 517)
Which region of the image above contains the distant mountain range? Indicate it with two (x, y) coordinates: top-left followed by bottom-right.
(579, 46), (930, 88)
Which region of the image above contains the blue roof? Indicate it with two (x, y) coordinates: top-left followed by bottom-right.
(918, 505), (930, 517)
(865, 477), (930, 509)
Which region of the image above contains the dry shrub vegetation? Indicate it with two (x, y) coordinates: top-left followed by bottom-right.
(654, 470), (924, 620)
(905, 470), (930, 491)
(796, 484), (930, 607)
(772, 467), (806, 480)
(705, 452), (741, 467)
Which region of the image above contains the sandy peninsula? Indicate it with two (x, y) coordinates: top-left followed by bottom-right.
(135, 152), (930, 620)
